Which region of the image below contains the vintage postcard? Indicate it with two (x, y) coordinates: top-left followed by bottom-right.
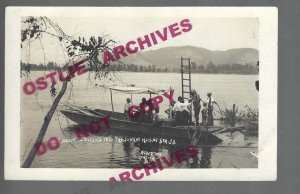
(5, 7), (277, 181)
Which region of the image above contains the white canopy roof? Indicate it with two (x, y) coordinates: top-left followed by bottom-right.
(108, 86), (159, 94)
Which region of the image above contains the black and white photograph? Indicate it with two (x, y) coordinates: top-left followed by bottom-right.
(5, 7), (277, 181)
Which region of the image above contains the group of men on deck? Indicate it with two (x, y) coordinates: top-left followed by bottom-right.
(169, 90), (218, 126)
(123, 97), (156, 124)
(123, 89), (218, 127)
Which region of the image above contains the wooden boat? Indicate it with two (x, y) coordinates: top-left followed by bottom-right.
(60, 103), (223, 142)
(60, 86), (225, 143)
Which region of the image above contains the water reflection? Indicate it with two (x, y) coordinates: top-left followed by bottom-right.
(200, 146), (212, 168)
(122, 141), (133, 166)
(104, 128), (214, 169)
(57, 123), (217, 169)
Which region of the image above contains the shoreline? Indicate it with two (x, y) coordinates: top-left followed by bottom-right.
(28, 70), (258, 76)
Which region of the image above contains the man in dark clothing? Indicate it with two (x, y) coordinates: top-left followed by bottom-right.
(190, 89), (201, 126)
(139, 98), (153, 123)
(153, 108), (163, 126)
(201, 102), (208, 126)
(147, 98), (154, 123)
(206, 92), (218, 126)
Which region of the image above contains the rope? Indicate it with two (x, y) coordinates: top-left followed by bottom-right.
(55, 108), (76, 148)
(62, 109), (84, 146)
(197, 128), (203, 143)
(187, 128), (192, 140)
(50, 93), (76, 148)
(190, 126), (203, 145)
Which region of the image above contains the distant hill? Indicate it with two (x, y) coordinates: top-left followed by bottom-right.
(21, 46), (259, 75)
(121, 46), (259, 68)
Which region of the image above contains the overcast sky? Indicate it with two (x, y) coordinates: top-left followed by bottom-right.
(21, 17), (258, 64)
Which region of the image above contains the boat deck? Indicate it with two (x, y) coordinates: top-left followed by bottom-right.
(60, 104), (224, 143)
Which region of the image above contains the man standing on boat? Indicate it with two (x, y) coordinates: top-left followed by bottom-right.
(173, 96), (190, 125)
(164, 101), (176, 118)
(153, 108), (163, 126)
(190, 89), (201, 126)
(201, 102), (208, 126)
(206, 92), (218, 126)
(139, 98), (153, 123)
(124, 98), (132, 120)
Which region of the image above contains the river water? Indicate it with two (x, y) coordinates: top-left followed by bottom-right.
(21, 71), (258, 168)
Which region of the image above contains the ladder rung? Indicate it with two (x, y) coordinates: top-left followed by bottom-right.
(183, 91), (190, 93)
(182, 78), (190, 81)
(182, 85), (190, 87)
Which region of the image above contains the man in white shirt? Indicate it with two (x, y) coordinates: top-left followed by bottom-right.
(124, 98), (132, 120)
(173, 99), (191, 112)
(172, 96), (191, 125)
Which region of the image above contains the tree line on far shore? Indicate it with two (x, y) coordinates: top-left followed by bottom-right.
(21, 60), (258, 75)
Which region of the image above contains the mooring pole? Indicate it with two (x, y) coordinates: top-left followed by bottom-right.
(181, 57), (184, 98)
(110, 88), (114, 113)
(232, 104), (236, 123)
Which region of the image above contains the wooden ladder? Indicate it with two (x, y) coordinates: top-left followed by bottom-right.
(181, 57), (192, 100)
(180, 57), (193, 124)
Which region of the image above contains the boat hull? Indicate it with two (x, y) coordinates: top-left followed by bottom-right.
(60, 107), (223, 141)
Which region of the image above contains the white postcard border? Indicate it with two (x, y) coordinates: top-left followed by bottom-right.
(5, 7), (277, 181)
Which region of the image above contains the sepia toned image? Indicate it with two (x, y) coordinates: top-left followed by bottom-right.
(5, 7), (277, 181)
